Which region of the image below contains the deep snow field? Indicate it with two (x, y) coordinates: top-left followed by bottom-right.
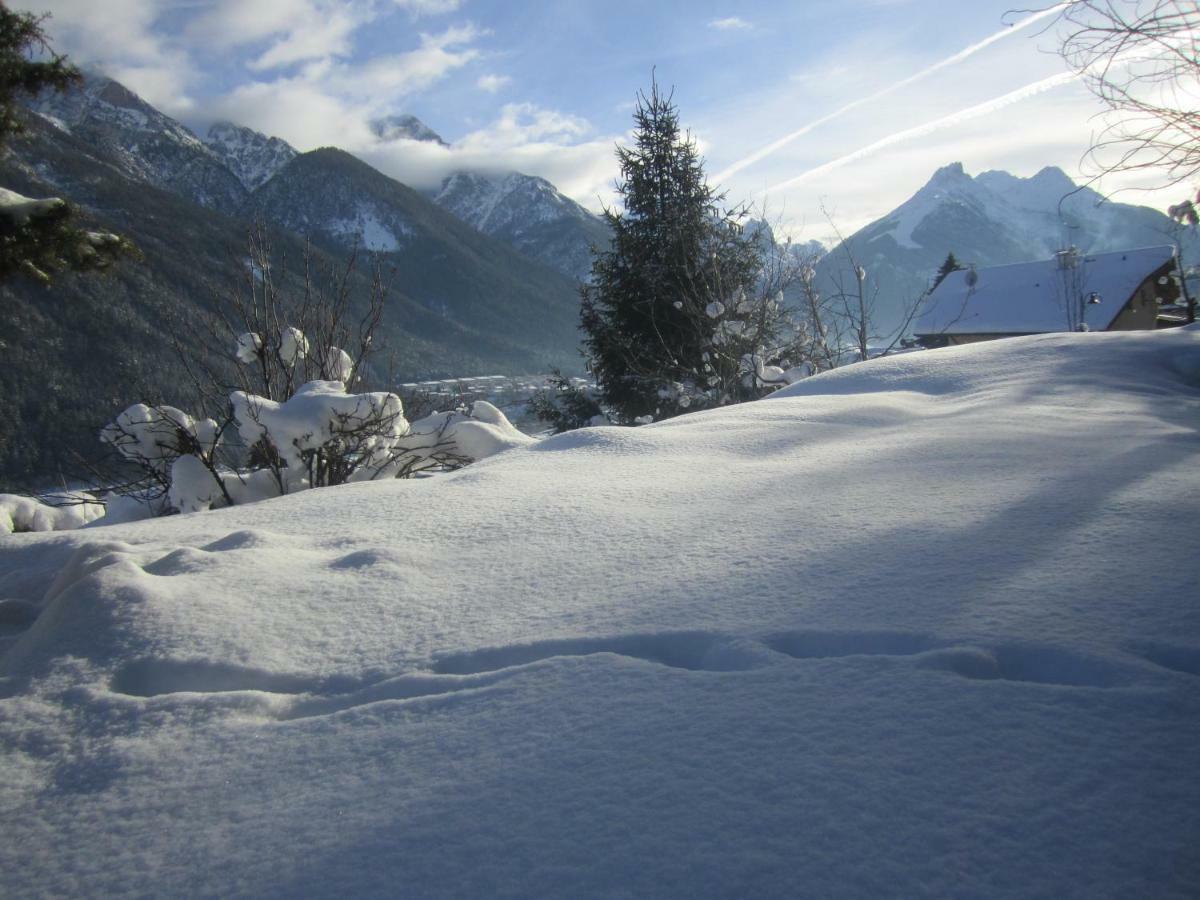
(2, 328), (1198, 898)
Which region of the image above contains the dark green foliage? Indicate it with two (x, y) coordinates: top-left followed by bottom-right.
(0, 6), (135, 284)
(0, 195), (138, 282)
(581, 80), (763, 424)
(529, 370), (603, 433)
(0, 6), (78, 144)
(931, 251), (964, 291)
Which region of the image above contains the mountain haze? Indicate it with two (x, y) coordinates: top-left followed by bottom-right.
(365, 113), (609, 280)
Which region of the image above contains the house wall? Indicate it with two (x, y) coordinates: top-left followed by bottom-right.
(1106, 274), (1165, 332)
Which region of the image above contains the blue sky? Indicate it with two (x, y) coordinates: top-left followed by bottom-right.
(27, 0), (1176, 240)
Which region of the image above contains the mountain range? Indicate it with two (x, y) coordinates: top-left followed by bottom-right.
(27, 77), (609, 277)
(359, 115), (608, 280)
(814, 161), (1197, 337)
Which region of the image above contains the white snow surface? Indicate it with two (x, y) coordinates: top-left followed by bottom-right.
(0, 186), (64, 224)
(327, 207), (409, 252)
(2, 329), (1199, 897)
(235, 331), (262, 364)
(0, 494), (104, 534)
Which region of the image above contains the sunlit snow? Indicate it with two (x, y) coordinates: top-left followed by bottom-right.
(1, 329), (1198, 897)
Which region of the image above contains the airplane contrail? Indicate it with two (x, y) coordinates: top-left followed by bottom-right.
(712, 3), (1068, 184)
(755, 70), (1080, 198)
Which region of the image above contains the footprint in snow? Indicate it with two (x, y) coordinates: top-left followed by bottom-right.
(1129, 642), (1200, 678)
(432, 631), (774, 675)
(766, 629), (1139, 688)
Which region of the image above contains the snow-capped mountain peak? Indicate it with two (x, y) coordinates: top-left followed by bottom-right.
(204, 121), (298, 191)
(370, 114), (448, 146)
(432, 169), (608, 280)
(28, 73), (205, 153)
(24, 73), (246, 212)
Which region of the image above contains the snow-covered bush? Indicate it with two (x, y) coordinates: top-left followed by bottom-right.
(102, 357), (533, 518)
(156, 386), (528, 515)
(0, 185), (136, 283)
(231, 379), (409, 489)
(92, 227), (536, 523)
(98, 403), (225, 508)
(100, 404), (221, 475)
(0, 493), (104, 533)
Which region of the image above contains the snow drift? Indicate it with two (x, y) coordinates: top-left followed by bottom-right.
(1, 329), (1198, 897)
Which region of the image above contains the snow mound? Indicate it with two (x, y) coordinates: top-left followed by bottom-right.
(0, 494), (104, 534)
(1, 329), (1198, 897)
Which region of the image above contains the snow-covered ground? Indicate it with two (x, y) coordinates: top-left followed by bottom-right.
(2, 329), (1198, 897)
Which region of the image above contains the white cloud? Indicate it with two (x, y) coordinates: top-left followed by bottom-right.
(190, 0), (321, 45)
(458, 103), (591, 150)
(204, 77), (378, 150)
(708, 17), (751, 31)
(477, 73), (511, 94)
(192, 1), (468, 72)
(107, 63), (197, 114)
(347, 103), (619, 210)
(192, 21), (486, 151)
(330, 24), (484, 97)
(392, 0), (462, 14)
(31, 0), (197, 112)
(34, 0), (163, 62)
(251, 9), (366, 71)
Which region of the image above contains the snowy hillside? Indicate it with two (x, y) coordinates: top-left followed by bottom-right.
(205, 121), (298, 191)
(2, 329), (1199, 897)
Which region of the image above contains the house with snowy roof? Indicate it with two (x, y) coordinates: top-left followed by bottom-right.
(913, 245), (1181, 348)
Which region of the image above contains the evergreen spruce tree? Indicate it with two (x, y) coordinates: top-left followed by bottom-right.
(581, 79), (770, 424)
(931, 251), (963, 291)
(0, 7), (134, 283)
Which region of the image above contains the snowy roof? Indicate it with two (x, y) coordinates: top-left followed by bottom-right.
(914, 245), (1176, 336)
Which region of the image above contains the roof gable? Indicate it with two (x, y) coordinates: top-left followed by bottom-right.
(914, 245), (1175, 335)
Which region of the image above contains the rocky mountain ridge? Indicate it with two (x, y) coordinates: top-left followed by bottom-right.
(433, 169), (609, 280)
(204, 121), (298, 191)
(28, 75), (246, 213)
(28, 79), (607, 281)
(370, 114), (448, 146)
